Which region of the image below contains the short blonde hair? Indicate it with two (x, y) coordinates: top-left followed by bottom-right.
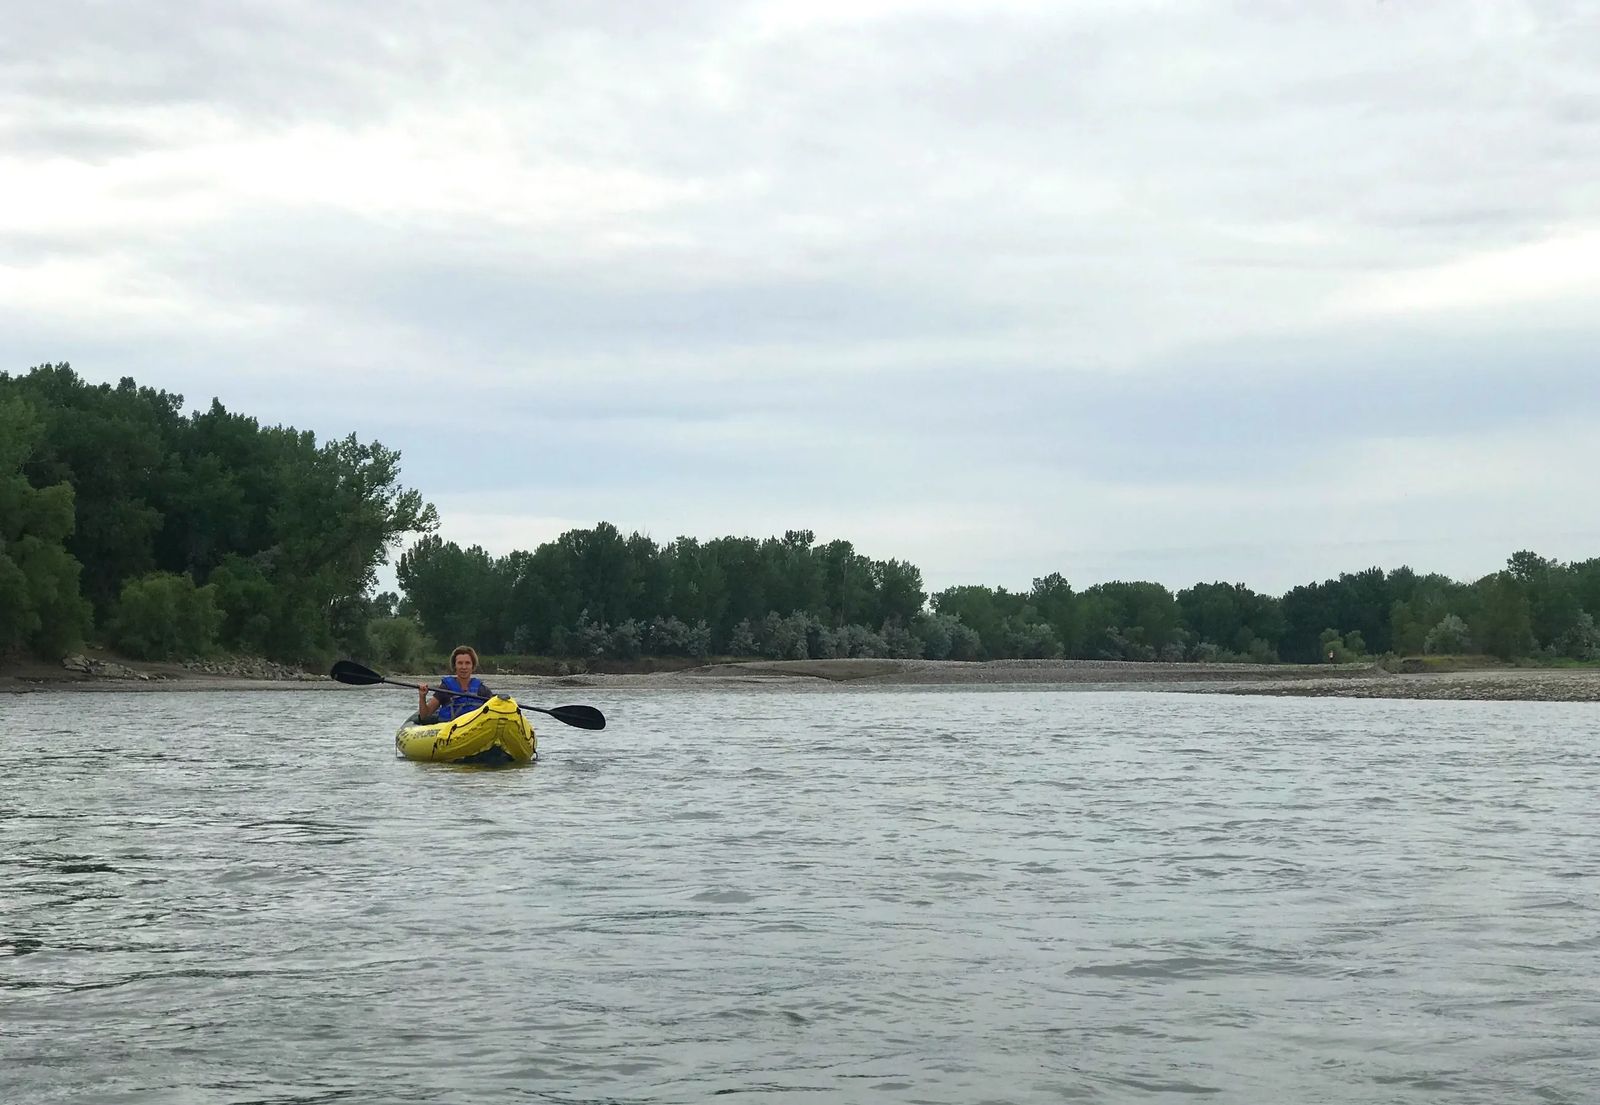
(449, 645), (479, 669)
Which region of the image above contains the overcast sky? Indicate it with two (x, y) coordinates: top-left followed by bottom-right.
(4, 0), (1597, 597)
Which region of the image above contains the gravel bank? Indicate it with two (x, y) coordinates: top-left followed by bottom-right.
(519, 658), (1600, 702)
(6, 655), (1598, 702)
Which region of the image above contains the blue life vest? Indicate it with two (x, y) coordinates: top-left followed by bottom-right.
(436, 675), (489, 721)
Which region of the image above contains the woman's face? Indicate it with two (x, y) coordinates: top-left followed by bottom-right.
(453, 652), (476, 679)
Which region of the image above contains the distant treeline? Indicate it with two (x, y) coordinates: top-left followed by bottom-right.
(4, 364), (1598, 670)
(400, 528), (1600, 665)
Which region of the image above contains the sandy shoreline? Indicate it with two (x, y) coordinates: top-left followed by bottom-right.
(4, 656), (1599, 702)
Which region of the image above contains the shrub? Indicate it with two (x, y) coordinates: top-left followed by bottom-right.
(109, 571), (221, 660)
(881, 622), (924, 659)
(208, 555), (274, 655)
(834, 623), (888, 658)
(1319, 628), (1368, 663)
(1423, 614), (1472, 655)
(1245, 636), (1279, 664)
(728, 620), (758, 657)
(1001, 617), (1063, 659)
(368, 616), (430, 671)
(608, 619), (642, 660)
(1553, 612), (1600, 661)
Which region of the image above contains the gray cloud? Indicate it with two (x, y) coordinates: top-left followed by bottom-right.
(4, 0), (1599, 593)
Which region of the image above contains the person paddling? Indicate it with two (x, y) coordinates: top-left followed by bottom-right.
(418, 645), (494, 722)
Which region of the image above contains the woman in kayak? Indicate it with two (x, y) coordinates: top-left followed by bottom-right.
(417, 645), (494, 721)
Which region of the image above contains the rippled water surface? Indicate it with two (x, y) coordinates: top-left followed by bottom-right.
(3, 686), (1598, 1104)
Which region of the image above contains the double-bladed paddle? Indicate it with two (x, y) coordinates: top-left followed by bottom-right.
(329, 659), (607, 730)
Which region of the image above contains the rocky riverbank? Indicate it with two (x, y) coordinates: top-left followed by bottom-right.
(2, 652), (321, 690)
(514, 658), (1600, 702)
(672, 658), (1600, 701)
(1193, 667), (1600, 702)
(5, 653), (1598, 702)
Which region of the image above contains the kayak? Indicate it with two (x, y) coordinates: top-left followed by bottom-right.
(394, 695), (536, 765)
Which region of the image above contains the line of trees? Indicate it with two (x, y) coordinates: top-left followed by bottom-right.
(398, 530), (1600, 666)
(5, 364), (1598, 670)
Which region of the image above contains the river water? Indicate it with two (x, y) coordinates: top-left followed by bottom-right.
(2, 686), (1597, 1104)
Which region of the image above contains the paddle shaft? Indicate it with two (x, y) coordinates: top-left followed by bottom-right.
(329, 660), (605, 729)
(418, 677), (569, 723)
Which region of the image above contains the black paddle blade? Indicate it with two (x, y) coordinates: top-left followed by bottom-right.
(541, 704), (606, 730)
(330, 659), (385, 686)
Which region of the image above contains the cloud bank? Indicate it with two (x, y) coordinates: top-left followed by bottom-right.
(4, 0), (1597, 594)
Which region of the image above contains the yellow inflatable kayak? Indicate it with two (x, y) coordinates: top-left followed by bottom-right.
(394, 695), (536, 765)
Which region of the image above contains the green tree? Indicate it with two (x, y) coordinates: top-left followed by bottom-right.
(208, 554), (276, 655)
(871, 558), (927, 629)
(267, 432), (437, 658)
(763, 529), (823, 617)
(397, 537), (509, 650)
(507, 541), (582, 653)
(560, 523), (636, 628)
(995, 615), (1062, 659)
(817, 539), (875, 627)
(626, 530), (671, 626)
(1029, 573), (1085, 657)
(1470, 572), (1534, 660)
(0, 395), (92, 657)
(912, 611), (981, 660)
(1329, 567), (1396, 655)
(1504, 550), (1585, 651)
(7, 365), (181, 617)
(1178, 581), (1283, 657)
(155, 400), (270, 578)
(1569, 558), (1600, 624)
(660, 537), (729, 645)
(1078, 581), (1181, 659)
(931, 585), (1024, 658)
(1552, 612), (1600, 661)
(1388, 572), (1460, 656)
